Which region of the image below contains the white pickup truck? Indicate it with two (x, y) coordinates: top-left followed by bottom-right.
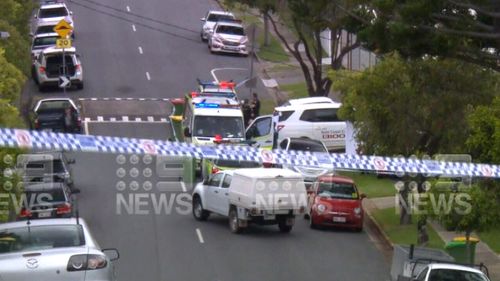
(192, 168), (308, 233)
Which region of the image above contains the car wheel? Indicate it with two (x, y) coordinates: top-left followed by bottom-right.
(31, 67), (39, 84)
(229, 207), (243, 234)
(278, 218), (293, 233)
(192, 196), (209, 221)
(354, 225), (363, 232)
(77, 82), (84, 90)
(304, 213), (310, 220)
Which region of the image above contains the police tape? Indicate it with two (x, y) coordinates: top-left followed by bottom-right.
(0, 128), (499, 178)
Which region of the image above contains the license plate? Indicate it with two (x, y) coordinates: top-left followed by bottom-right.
(224, 46), (238, 50)
(333, 216), (346, 223)
(38, 212), (51, 218)
(263, 213), (275, 220)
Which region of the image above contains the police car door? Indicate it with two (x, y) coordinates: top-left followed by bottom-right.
(245, 115), (273, 149)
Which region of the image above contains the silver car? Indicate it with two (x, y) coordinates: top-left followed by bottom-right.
(0, 218), (119, 281)
(208, 21), (249, 56)
(200, 10), (235, 41)
(32, 47), (84, 91)
(31, 32), (58, 61)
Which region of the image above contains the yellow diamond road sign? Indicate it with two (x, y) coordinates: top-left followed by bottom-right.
(53, 19), (73, 38)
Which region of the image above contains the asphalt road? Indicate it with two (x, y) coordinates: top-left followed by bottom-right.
(71, 152), (390, 281)
(21, 0), (391, 280)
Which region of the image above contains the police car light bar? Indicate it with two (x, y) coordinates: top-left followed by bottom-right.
(194, 102), (240, 109)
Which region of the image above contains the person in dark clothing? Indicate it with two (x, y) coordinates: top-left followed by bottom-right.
(241, 99), (252, 127)
(250, 92), (260, 119)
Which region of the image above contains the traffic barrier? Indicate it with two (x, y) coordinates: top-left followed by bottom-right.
(0, 128), (498, 178)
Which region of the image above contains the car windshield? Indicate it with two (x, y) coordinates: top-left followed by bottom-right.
(37, 100), (74, 112)
(216, 25), (245, 36)
(39, 7), (68, 18)
(289, 141), (327, 152)
(33, 36), (58, 47)
(36, 25), (56, 34)
(0, 225), (84, 254)
(318, 182), (358, 199)
(25, 188), (67, 206)
(193, 116), (244, 138)
(207, 14), (234, 22)
(428, 268), (489, 281)
(213, 159), (261, 168)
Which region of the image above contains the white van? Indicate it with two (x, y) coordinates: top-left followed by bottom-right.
(246, 97), (346, 152)
(192, 168), (307, 233)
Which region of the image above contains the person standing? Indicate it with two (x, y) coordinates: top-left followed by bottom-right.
(250, 93), (260, 119)
(241, 99), (252, 127)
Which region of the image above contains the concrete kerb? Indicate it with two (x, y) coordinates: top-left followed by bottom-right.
(363, 199), (395, 250)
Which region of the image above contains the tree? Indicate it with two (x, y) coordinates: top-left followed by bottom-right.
(332, 53), (499, 156)
(225, 0), (276, 46)
(0, 48), (25, 103)
(265, 0), (371, 96)
(0, 20), (31, 75)
(356, 0), (500, 71)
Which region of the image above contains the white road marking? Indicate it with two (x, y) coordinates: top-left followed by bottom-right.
(116, 98), (122, 101)
(180, 182), (187, 192)
(196, 228), (204, 244)
(91, 98), (97, 101)
(97, 116), (104, 122)
(147, 116), (154, 122)
(132, 24), (136, 32)
(146, 72), (151, 81)
(126, 5), (130, 12)
(110, 117), (117, 122)
(122, 116), (129, 121)
(160, 118), (168, 122)
(84, 120), (89, 135)
(138, 46), (143, 54)
(84, 117), (91, 122)
(135, 117), (142, 121)
(86, 120), (170, 124)
(210, 67), (247, 83)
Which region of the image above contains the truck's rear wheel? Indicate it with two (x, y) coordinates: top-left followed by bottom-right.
(229, 207), (243, 234)
(278, 218), (293, 233)
(192, 197), (209, 221)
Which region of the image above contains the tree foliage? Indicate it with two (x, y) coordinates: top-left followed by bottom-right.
(357, 0), (500, 71)
(0, 48), (25, 103)
(332, 53), (499, 156)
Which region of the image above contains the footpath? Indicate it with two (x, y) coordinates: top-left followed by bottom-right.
(365, 197), (500, 281)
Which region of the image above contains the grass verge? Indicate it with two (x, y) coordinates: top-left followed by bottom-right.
(478, 227), (500, 254)
(260, 98), (276, 115)
(257, 31), (289, 63)
(373, 207), (445, 249)
(280, 82), (308, 99)
(338, 171), (396, 198)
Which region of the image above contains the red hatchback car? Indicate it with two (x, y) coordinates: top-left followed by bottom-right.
(307, 175), (366, 231)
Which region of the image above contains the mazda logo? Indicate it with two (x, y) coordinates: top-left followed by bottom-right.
(26, 258), (39, 269)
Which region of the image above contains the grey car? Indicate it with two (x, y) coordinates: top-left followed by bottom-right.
(0, 218), (119, 281)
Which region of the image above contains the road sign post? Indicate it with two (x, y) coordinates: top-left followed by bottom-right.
(53, 19), (74, 92)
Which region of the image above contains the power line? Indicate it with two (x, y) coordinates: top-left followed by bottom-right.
(68, 1), (200, 43)
(69, 0), (199, 34)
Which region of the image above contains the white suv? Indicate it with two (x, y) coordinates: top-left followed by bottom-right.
(208, 21), (249, 56)
(200, 10), (235, 41)
(246, 97), (346, 152)
(34, 1), (74, 37)
(32, 47), (84, 91)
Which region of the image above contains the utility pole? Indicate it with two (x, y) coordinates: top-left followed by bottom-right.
(248, 23), (257, 96)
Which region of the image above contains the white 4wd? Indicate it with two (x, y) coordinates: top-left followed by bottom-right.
(200, 11), (235, 41)
(32, 47), (83, 92)
(192, 168), (307, 233)
(413, 263), (490, 281)
(246, 97), (346, 152)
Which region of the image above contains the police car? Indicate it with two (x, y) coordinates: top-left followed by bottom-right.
(182, 95), (245, 146)
(195, 79), (238, 100)
(246, 97), (346, 152)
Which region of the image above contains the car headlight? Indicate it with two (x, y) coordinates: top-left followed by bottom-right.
(240, 37), (248, 44)
(316, 204), (326, 213)
(212, 36), (222, 43)
(354, 207), (361, 215)
(203, 26), (212, 31)
(67, 254), (107, 271)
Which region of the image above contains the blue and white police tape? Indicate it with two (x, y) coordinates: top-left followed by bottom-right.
(0, 128), (498, 178)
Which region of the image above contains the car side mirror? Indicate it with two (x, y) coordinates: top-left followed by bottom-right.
(200, 17), (205, 21)
(102, 248), (120, 261)
(29, 32), (34, 37)
(183, 127), (191, 138)
(70, 11), (73, 15)
(360, 193), (367, 199)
